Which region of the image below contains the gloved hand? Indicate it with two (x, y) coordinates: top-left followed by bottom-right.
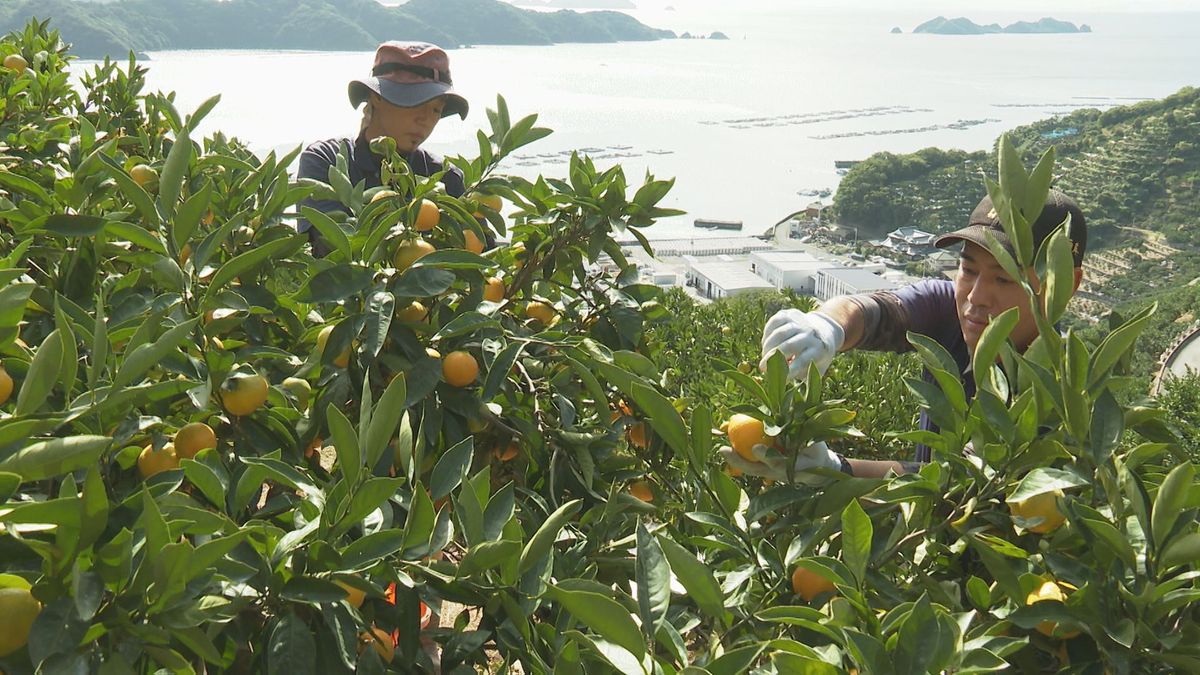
(760, 310), (845, 380)
(718, 441), (843, 484)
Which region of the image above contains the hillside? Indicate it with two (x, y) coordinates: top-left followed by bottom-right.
(0, 0), (675, 58)
(832, 86), (1200, 309)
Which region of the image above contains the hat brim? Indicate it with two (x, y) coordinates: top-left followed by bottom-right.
(934, 225), (1015, 258)
(349, 78), (468, 119)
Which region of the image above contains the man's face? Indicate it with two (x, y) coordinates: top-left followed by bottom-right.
(368, 95), (445, 153)
(954, 242), (1041, 354)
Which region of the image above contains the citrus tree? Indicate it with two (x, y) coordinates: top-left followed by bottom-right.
(2, 18), (1199, 675)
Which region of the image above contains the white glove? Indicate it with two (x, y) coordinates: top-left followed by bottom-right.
(760, 310), (845, 380)
(719, 441), (843, 484)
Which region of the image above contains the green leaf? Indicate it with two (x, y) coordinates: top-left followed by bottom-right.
(362, 373), (407, 471)
(98, 153), (159, 226)
(327, 405), (361, 485)
(635, 521), (670, 637)
(78, 466), (108, 551)
(0, 436), (112, 482)
(1043, 227), (1075, 324)
(412, 249), (496, 271)
(43, 214), (107, 237)
(434, 311), (499, 341)
(457, 539), (521, 577)
(708, 645), (770, 675)
(547, 585), (646, 661)
(894, 594), (958, 675)
(841, 498), (872, 585)
(1090, 390), (1123, 464)
(518, 499), (582, 573)
(342, 529), (405, 570)
(430, 437), (474, 500)
(1089, 302), (1155, 388)
(688, 405), (712, 474)
(111, 318), (199, 390)
(15, 329), (62, 415)
(402, 487), (436, 553)
(159, 129), (192, 214)
(1160, 532), (1200, 571)
(1152, 462), (1195, 552)
(629, 380), (688, 457)
(293, 264), (375, 303)
(204, 236), (303, 302)
(268, 612), (316, 675)
(971, 307), (1019, 391)
(1079, 518), (1137, 569)
(657, 535), (725, 623)
(299, 207), (351, 261)
(393, 266), (456, 296)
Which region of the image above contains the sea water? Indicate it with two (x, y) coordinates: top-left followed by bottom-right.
(67, 6), (1200, 240)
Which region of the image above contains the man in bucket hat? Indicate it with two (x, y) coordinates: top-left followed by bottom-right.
(722, 189), (1088, 480)
(297, 41), (474, 256)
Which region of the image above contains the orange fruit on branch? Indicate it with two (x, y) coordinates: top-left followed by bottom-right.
(395, 300), (428, 323)
(1009, 489), (1066, 534)
(317, 325), (351, 368)
(525, 301), (556, 324)
(493, 442), (519, 462)
(442, 350), (479, 387)
(394, 238), (436, 271)
(413, 199), (440, 232)
(791, 566), (836, 602)
(483, 277), (505, 302)
(629, 480), (654, 503)
(0, 587), (41, 657)
(1026, 580), (1079, 638)
(0, 362), (13, 406)
(2, 54), (28, 74)
(358, 626), (394, 663)
(129, 164), (158, 188)
(220, 372), (269, 416)
(627, 422), (649, 449)
(174, 422), (216, 459)
(138, 443), (180, 479)
(726, 413), (770, 461)
(463, 229), (485, 254)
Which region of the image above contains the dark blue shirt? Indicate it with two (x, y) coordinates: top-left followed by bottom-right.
(296, 134), (466, 255)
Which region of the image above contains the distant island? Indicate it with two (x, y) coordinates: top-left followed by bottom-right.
(0, 0), (675, 59)
(513, 0), (637, 8)
(913, 16), (1092, 35)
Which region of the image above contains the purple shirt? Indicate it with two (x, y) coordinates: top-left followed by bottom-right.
(852, 279), (973, 462)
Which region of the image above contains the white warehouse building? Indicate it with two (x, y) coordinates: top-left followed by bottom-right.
(814, 267), (898, 301)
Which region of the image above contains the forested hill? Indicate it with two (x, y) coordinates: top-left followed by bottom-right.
(833, 86), (1200, 252)
(0, 0), (675, 58)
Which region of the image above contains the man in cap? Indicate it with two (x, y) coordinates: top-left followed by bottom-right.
(298, 42), (472, 256)
(723, 189), (1088, 480)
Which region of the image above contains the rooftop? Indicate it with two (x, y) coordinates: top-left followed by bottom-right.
(688, 260), (776, 292)
(818, 267), (897, 291)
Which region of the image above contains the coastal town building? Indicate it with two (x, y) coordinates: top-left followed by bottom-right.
(684, 257), (774, 300)
(879, 226), (939, 258)
(814, 267), (897, 301)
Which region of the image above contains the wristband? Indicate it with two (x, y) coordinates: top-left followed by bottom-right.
(837, 453), (853, 476)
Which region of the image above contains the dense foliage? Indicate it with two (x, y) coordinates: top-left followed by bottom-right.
(4, 21), (1200, 675)
(0, 0), (674, 59)
(645, 289), (921, 462)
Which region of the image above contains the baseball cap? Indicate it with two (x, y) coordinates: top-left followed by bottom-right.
(935, 189), (1087, 266)
(348, 41), (468, 119)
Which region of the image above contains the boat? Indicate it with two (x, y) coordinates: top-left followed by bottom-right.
(694, 219), (743, 231)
